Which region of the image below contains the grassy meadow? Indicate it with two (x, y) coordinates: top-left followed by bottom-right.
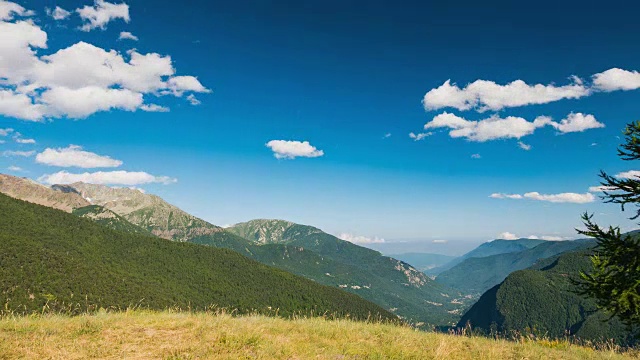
(0, 310), (636, 359)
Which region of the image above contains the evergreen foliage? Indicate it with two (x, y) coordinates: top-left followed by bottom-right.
(0, 193), (395, 321)
(576, 121), (640, 328)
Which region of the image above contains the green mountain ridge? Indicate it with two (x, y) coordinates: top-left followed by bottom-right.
(0, 192), (394, 320)
(457, 248), (637, 346)
(72, 205), (154, 235)
(430, 239), (546, 275)
(436, 239), (596, 294)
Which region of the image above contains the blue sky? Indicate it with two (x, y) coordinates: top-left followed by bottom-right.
(1, 0), (640, 255)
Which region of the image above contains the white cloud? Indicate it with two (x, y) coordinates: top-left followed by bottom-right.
(592, 68), (640, 92)
(423, 112), (602, 143)
(489, 193), (523, 199)
(338, 233), (385, 244)
(498, 232), (519, 240)
(549, 112), (605, 133)
(424, 112), (552, 142)
(186, 94), (201, 105)
(266, 140), (324, 160)
(409, 132), (432, 141)
(0, 0), (34, 20)
(118, 31), (138, 41)
(432, 239), (448, 244)
(471, 153), (481, 159)
(38, 170), (177, 186)
(0, 4), (209, 121)
(491, 191), (595, 203)
(36, 145), (123, 168)
(616, 170), (640, 179)
(423, 77), (590, 112)
(140, 104), (170, 112)
(15, 137), (35, 144)
(166, 76), (210, 95)
(523, 192), (595, 204)
(46, 6), (71, 20)
(383, 133), (391, 138)
(0, 128), (13, 136)
(77, 0), (130, 31)
(7, 165), (22, 171)
(518, 141), (531, 151)
(2, 150), (35, 157)
(589, 185), (616, 192)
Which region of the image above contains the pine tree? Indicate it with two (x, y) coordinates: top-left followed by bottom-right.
(575, 121), (640, 328)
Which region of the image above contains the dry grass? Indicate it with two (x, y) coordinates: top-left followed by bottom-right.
(0, 310), (636, 359)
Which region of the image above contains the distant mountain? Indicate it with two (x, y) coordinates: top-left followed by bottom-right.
(72, 205), (153, 235)
(430, 239), (546, 275)
(0, 174), (89, 212)
(436, 239), (595, 294)
(389, 253), (456, 272)
(458, 249), (637, 346)
(0, 192), (394, 321)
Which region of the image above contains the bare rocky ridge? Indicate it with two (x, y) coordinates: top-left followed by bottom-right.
(0, 174), (89, 212)
(62, 183), (224, 241)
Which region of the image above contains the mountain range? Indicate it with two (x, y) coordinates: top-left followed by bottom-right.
(0, 174), (470, 327)
(0, 192), (393, 320)
(458, 249), (637, 346)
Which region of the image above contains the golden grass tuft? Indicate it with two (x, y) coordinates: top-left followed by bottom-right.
(0, 310), (637, 359)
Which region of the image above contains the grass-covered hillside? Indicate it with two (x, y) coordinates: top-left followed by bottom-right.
(0, 310), (634, 359)
(458, 249), (637, 346)
(0, 193), (394, 320)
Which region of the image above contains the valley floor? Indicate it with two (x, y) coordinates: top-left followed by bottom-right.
(0, 311), (636, 359)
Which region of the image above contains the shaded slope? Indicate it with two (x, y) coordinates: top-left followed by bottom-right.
(389, 253), (456, 272)
(436, 239), (595, 294)
(0, 193), (394, 321)
(458, 249), (636, 346)
(431, 239), (546, 275)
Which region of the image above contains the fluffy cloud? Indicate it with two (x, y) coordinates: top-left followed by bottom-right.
(140, 104), (169, 112)
(424, 112), (552, 142)
(118, 31), (138, 41)
(491, 191), (595, 204)
(77, 0), (130, 31)
(0, 0), (34, 20)
(498, 232), (519, 240)
(423, 112), (602, 142)
(266, 140), (324, 160)
(549, 113), (605, 133)
(186, 94), (201, 105)
(424, 68), (640, 113)
(592, 68), (640, 92)
(338, 233), (385, 244)
(36, 145), (123, 168)
(46, 6), (71, 20)
(0, 128), (13, 136)
(0, 2), (209, 121)
(2, 150), (35, 157)
(7, 165), (22, 171)
(423, 78), (589, 112)
(15, 137), (35, 144)
(471, 153), (481, 159)
(38, 170), (177, 185)
(409, 132), (432, 141)
(432, 239), (448, 244)
(616, 170), (640, 179)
